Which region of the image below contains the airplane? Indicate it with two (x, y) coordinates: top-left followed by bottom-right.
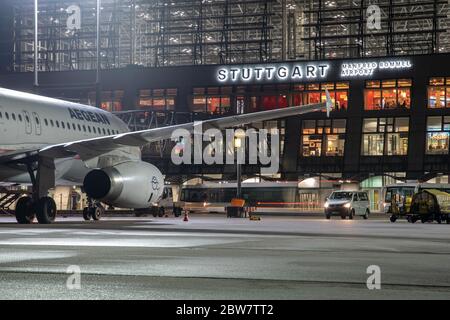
(0, 87), (333, 224)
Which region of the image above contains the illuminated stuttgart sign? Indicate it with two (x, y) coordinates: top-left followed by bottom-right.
(215, 59), (413, 83)
(217, 64), (330, 83)
(340, 60), (412, 77)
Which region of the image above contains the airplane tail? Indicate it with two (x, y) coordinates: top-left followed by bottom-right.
(325, 89), (333, 117)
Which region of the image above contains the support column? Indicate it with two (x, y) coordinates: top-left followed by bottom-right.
(406, 75), (427, 180)
(282, 117), (301, 180)
(281, 0), (287, 61)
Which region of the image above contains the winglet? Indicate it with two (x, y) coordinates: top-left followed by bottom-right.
(325, 89), (333, 117)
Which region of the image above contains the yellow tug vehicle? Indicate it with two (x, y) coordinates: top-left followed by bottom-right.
(391, 189), (450, 224)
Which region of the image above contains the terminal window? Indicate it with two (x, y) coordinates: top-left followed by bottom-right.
(269, 120), (286, 156)
(362, 117), (409, 156)
(200, 120), (285, 160)
(297, 82), (349, 111)
(139, 88), (177, 111)
(247, 82), (349, 112)
(88, 90), (124, 112)
(426, 116), (450, 154)
(428, 78), (450, 108)
(301, 119), (346, 157)
(364, 79), (411, 110)
(191, 87), (231, 114)
(249, 85), (290, 111)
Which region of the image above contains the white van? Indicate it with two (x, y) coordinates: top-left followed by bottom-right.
(324, 191), (370, 220)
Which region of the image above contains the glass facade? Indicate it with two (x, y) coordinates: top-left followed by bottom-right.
(426, 116), (450, 154)
(301, 119), (346, 157)
(362, 118), (409, 156)
(65, 72), (450, 166)
(364, 79), (411, 110)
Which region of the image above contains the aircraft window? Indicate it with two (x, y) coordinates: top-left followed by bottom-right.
(34, 117), (39, 125)
(77, 124), (81, 131)
(92, 127), (96, 134)
(50, 120), (54, 127)
(5, 112), (9, 120)
(107, 129), (111, 135)
(72, 123), (76, 130)
(67, 122), (70, 129)
(18, 115), (23, 122)
(61, 122), (65, 129)
(56, 121), (60, 128)
(103, 128), (106, 135)
(12, 114), (16, 121)
(82, 125), (86, 132)
(88, 126), (91, 133)
(44, 119), (48, 126)
(25, 115), (30, 123)
(0, 112), (2, 118)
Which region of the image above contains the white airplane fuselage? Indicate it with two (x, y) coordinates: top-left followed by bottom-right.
(0, 88), (138, 184)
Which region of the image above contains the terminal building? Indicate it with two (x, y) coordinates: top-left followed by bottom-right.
(1, 0), (450, 212)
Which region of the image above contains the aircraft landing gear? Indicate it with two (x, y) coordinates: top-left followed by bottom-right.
(15, 196), (35, 224)
(82, 207), (91, 221)
(83, 198), (104, 221)
(36, 196), (57, 224)
(15, 156), (57, 225)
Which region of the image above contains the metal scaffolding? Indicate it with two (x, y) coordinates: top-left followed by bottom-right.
(7, 0), (450, 72)
(143, 0), (279, 66)
(301, 0), (450, 59)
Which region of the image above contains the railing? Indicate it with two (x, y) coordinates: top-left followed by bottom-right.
(0, 187), (29, 214)
(113, 110), (227, 157)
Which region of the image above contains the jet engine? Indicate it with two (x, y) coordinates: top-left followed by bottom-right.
(83, 161), (164, 209)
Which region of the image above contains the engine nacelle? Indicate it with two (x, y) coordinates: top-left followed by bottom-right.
(83, 161), (164, 209)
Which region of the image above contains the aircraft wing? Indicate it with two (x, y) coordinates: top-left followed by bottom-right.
(0, 95), (332, 164)
(0, 148), (42, 163)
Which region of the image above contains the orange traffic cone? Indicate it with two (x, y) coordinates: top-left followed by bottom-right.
(183, 211), (189, 222)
